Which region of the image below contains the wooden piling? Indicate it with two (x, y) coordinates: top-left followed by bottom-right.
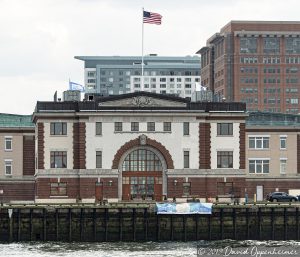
(68, 208), (72, 242)
(284, 207), (287, 240)
(156, 214), (160, 241)
(30, 208), (33, 241)
(104, 208), (108, 242)
(220, 208), (224, 240)
(8, 209), (13, 243)
(233, 208), (236, 240)
(144, 208), (148, 241)
(246, 208), (249, 240)
(208, 215), (212, 240)
(43, 208), (47, 241)
(132, 208), (136, 241)
(258, 207), (261, 240)
(195, 215), (199, 241)
(55, 208), (59, 241)
(271, 207), (275, 240)
(296, 207), (299, 240)
(17, 208), (21, 241)
(93, 208), (97, 242)
(183, 215), (187, 242)
(170, 215), (174, 240)
(118, 208), (122, 241)
(80, 208), (84, 241)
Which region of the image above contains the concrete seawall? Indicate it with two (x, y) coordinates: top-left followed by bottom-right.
(0, 204), (300, 242)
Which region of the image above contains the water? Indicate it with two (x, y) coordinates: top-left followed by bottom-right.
(0, 240), (300, 257)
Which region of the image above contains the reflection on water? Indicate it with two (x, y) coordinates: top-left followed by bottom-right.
(0, 240), (300, 257)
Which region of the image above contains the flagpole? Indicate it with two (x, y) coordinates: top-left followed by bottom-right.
(141, 7), (144, 90)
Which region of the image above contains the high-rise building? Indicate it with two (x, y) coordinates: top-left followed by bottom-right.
(75, 55), (201, 99)
(197, 21), (300, 113)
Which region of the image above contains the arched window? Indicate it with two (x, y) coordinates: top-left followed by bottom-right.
(122, 149), (162, 172)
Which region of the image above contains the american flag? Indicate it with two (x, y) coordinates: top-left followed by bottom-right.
(143, 10), (162, 25)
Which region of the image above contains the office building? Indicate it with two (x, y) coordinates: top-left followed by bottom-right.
(197, 21), (300, 113)
(75, 55), (201, 99)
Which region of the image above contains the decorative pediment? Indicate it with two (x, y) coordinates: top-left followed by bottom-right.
(98, 95), (187, 108)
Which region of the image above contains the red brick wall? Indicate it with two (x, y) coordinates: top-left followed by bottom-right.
(37, 123), (44, 169)
(245, 179), (300, 199)
(0, 182), (35, 202)
(239, 123), (246, 169)
(73, 122), (86, 169)
(298, 135), (300, 174)
(23, 135), (35, 176)
(199, 123), (211, 169)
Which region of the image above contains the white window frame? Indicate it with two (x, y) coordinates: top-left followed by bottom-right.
(4, 136), (12, 151)
(280, 135), (287, 150)
(4, 159), (12, 176)
(248, 135), (270, 149)
(248, 158), (270, 174)
(280, 158), (287, 174)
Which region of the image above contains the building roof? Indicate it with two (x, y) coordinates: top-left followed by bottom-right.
(34, 91), (246, 114)
(246, 112), (300, 127)
(0, 113), (34, 128)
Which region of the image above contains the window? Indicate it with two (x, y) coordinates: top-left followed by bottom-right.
(217, 123), (233, 136)
(249, 159), (269, 174)
(5, 137), (12, 151)
(50, 151), (67, 168)
(183, 182), (191, 196)
(115, 122), (123, 132)
(240, 38), (257, 53)
(163, 122), (171, 132)
(184, 151), (190, 168)
(249, 136), (269, 149)
(96, 151), (102, 168)
(95, 122), (102, 135)
(50, 183), (67, 196)
(50, 122), (67, 135)
(131, 122), (139, 132)
(286, 38), (300, 54)
(280, 159), (287, 174)
(4, 160), (12, 175)
(280, 136), (287, 149)
(122, 149), (162, 172)
(217, 182), (233, 195)
(147, 122), (155, 132)
(263, 38), (280, 54)
(183, 122), (189, 135)
(217, 151), (233, 168)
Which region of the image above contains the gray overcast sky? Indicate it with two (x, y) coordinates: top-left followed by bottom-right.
(1, 0), (300, 114)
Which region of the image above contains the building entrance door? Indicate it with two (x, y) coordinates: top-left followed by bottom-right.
(121, 149), (164, 201)
(256, 185), (264, 201)
(95, 182), (103, 201)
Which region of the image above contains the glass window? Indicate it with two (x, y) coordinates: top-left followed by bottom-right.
(115, 122), (123, 132)
(50, 183), (67, 196)
(122, 149), (162, 172)
(95, 122), (102, 136)
(280, 136), (287, 149)
(50, 151), (67, 168)
(240, 38), (257, 53)
(249, 137), (269, 149)
(286, 38), (300, 54)
(183, 122), (189, 136)
(5, 137), (12, 151)
(131, 122), (139, 132)
(163, 122), (171, 132)
(249, 159), (269, 174)
(217, 182), (233, 195)
(147, 122), (155, 132)
(184, 151), (190, 168)
(263, 38), (280, 54)
(50, 122), (67, 135)
(280, 159), (287, 174)
(96, 151), (102, 168)
(4, 160), (12, 175)
(217, 151), (233, 168)
(217, 123), (233, 136)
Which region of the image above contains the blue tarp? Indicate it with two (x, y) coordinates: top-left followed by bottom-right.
(156, 202), (213, 214)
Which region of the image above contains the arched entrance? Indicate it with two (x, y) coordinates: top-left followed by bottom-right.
(121, 148), (164, 201)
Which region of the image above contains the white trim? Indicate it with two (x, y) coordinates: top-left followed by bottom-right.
(280, 157), (288, 160)
(248, 158), (271, 160)
(279, 135), (288, 138)
(4, 137), (12, 151)
(248, 135), (270, 137)
(4, 136), (13, 138)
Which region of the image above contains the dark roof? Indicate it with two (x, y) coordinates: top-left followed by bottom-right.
(35, 91), (246, 113)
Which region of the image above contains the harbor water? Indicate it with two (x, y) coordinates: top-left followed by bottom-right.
(1, 240), (300, 257)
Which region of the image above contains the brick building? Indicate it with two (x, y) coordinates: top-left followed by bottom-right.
(197, 21), (300, 113)
(0, 114), (35, 202)
(33, 91), (247, 203)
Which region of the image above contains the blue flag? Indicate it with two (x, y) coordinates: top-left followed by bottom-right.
(69, 80), (85, 92)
